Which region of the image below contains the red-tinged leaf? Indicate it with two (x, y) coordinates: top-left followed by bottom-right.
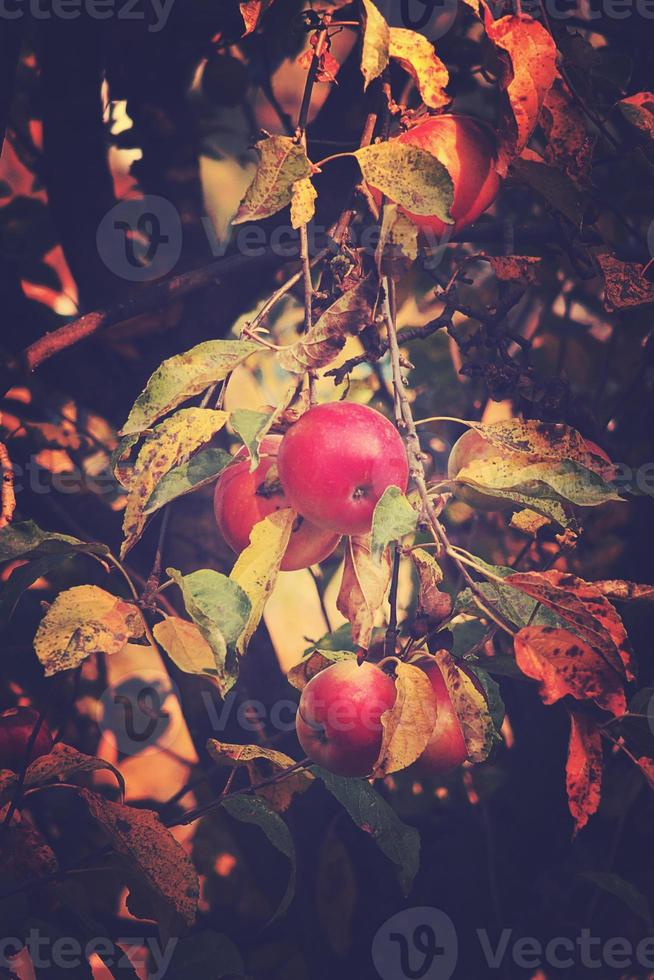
(636, 757), (654, 789)
(596, 253), (654, 311)
(514, 626), (627, 716)
(566, 712), (602, 834)
(592, 581), (654, 603)
(482, 254), (542, 284)
(487, 15), (558, 171)
(618, 92), (654, 142)
(505, 569), (634, 680)
(540, 79), (595, 185)
(240, 0), (274, 35)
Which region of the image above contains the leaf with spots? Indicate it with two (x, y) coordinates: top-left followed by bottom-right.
(506, 569), (634, 680)
(229, 509), (295, 655)
(290, 177), (317, 230)
(591, 581), (654, 603)
(566, 712), (602, 834)
(356, 142), (454, 221)
(34, 585), (144, 677)
(153, 616), (224, 683)
(373, 661), (437, 777)
(233, 135), (312, 224)
(514, 626), (627, 716)
(207, 741), (313, 813)
(596, 254), (654, 312)
(221, 794), (296, 920)
(371, 486), (418, 562)
(239, 0), (274, 34)
(472, 419), (605, 471)
(120, 340), (258, 436)
(336, 535), (392, 650)
(388, 28), (449, 109)
(433, 650), (497, 762)
(277, 277), (377, 374)
(313, 766), (420, 895)
(287, 648), (357, 691)
(409, 548), (452, 622)
(79, 789), (199, 926)
(121, 408), (229, 557)
(540, 79), (595, 185)
(0, 520), (109, 563)
(376, 203), (419, 278)
(0, 742), (125, 807)
(360, 0), (389, 89)
(618, 91), (654, 143)
(487, 15), (558, 170)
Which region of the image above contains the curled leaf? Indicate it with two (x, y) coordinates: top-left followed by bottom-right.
(373, 661), (437, 776)
(360, 0), (390, 89)
(388, 28), (449, 109)
(336, 535), (392, 649)
(566, 712), (602, 835)
(290, 177), (317, 230)
(230, 509), (296, 655)
(233, 135), (312, 224)
(433, 650), (496, 762)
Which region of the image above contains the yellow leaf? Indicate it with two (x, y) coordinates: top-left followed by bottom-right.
(433, 650), (496, 762)
(121, 408), (228, 558)
(336, 535), (392, 649)
(373, 661), (437, 776)
(510, 508), (551, 536)
(230, 508), (295, 654)
(153, 616), (222, 681)
(34, 585), (144, 676)
(360, 0), (390, 89)
(233, 135), (312, 224)
(290, 177), (317, 230)
(389, 28), (449, 109)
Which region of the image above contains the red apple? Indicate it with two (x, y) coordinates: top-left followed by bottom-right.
(0, 707), (53, 772)
(277, 403), (409, 536)
(370, 115), (500, 238)
(295, 660), (397, 777)
(411, 657), (468, 776)
(213, 435), (340, 572)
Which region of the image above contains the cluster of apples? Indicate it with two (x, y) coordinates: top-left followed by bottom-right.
(214, 401), (410, 570)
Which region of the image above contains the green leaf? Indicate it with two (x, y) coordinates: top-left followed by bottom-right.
(455, 558), (559, 629)
(579, 872), (652, 925)
(144, 447), (233, 515)
(313, 767), (420, 896)
(360, 0), (390, 89)
(231, 408), (273, 470)
(303, 622), (358, 656)
(122, 408), (229, 557)
(233, 135), (312, 224)
(120, 340), (259, 436)
(166, 932), (244, 980)
(463, 662), (505, 732)
(371, 486), (418, 561)
(0, 521), (109, 563)
(166, 568), (251, 695)
(34, 585), (145, 677)
(355, 142), (454, 221)
(221, 795), (296, 920)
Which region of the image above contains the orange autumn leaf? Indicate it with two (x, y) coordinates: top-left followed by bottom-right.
(487, 15), (558, 172)
(566, 712), (602, 834)
(596, 253), (654, 312)
(514, 626), (627, 716)
(505, 569), (635, 681)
